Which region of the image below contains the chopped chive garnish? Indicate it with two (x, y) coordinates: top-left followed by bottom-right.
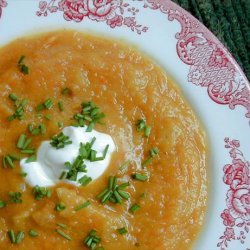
(136, 119), (151, 137)
(86, 122), (95, 132)
(18, 56), (29, 75)
(136, 119), (146, 131)
(100, 190), (112, 203)
(59, 171), (67, 180)
(44, 114), (51, 120)
(78, 138), (108, 162)
(117, 182), (130, 190)
(19, 65), (29, 75)
(17, 134), (26, 149)
(8, 98), (28, 121)
(56, 223), (67, 229)
(78, 175), (92, 186)
(90, 150), (97, 161)
(28, 124), (33, 132)
(2, 154), (19, 168)
(8, 230), (16, 243)
(25, 154), (37, 163)
(61, 87), (71, 95)
(33, 186), (51, 200)
(65, 156), (87, 181)
(50, 132), (72, 149)
(117, 227), (128, 235)
(64, 137), (109, 182)
(16, 134), (34, 155)
(55, 202), (66, 212)
(8, 192), (22, 203)
(65, 159), (86, 181)
(117, 190), (130, 200)
(31, 128), (40, 135)
(21, 149), (35, 154)
(96, 188), (109, 200)
(142, 157), (152, 168)
(113, 190), (122, 204)
(8, 154), (20, 161)
(44, 99), (53, 109)
(15, 231), (24, 244)
(73, 101), (105, 131)
(119, 160), (130, 172)
(130, 203), (140, 213)
(57, 121), (63, 129)
(36, 98), (53, 111)
(40, 123), (46, 135)
(140, 192), (146, 198)
(55, 229), (72, 241)
(20, 171), (27, 177)
(149, 147), (159, 157)
(84, 230), (102, 249)
(5, 155), (14, 168)
(142, 147), (159, 168)
(9, 93), (18, 102)
(132, 173), (148, 182)
(0, 200), (6, 208)
(96, 176), (130, 204)
(90, 137), (96, 147)
(22, 137), (32, 150)
(28, 123), (46, 135)
(29, 230), (38, 237)
(144, 125), (151, 137)
(58, 101), (64, 111)
(7, 116), (14, 121)
(18, 99), (28, 108)
(102, 145), (109, 159)
(36, 104), (44, 112)
(75, 200), (91, 211)
(108, 176), (116, 190)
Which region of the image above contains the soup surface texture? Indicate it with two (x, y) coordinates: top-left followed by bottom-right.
(0, 31), (208, 250)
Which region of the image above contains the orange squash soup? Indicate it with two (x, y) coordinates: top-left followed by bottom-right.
(0, 30), (208, 250)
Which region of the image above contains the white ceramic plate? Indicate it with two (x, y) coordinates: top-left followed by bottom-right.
(0, 1), (249, 249)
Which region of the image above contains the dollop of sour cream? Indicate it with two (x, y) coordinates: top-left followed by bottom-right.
(20, 126), (116, 187)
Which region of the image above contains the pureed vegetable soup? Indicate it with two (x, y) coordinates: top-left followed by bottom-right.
(0, 30), (208, 250)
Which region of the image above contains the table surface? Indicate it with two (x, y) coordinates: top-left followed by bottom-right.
(172, 0), (250, 81)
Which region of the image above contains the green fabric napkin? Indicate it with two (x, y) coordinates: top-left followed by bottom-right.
(172, 0), (250, 81)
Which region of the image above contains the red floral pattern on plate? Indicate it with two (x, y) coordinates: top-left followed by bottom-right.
(217, 138), (250, 249)
(36, 0), (148, 34)
(143, 0), (250, 123)
(0, 0), (7, 18)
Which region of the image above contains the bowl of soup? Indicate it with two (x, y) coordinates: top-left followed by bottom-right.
(0, 1), (249, 250)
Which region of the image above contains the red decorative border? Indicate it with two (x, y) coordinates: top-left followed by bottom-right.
(217, 138), (250, 249)
(0, 0), (7, 18)
(36, 0), (148, 34)
(143, 0), (250, 123)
